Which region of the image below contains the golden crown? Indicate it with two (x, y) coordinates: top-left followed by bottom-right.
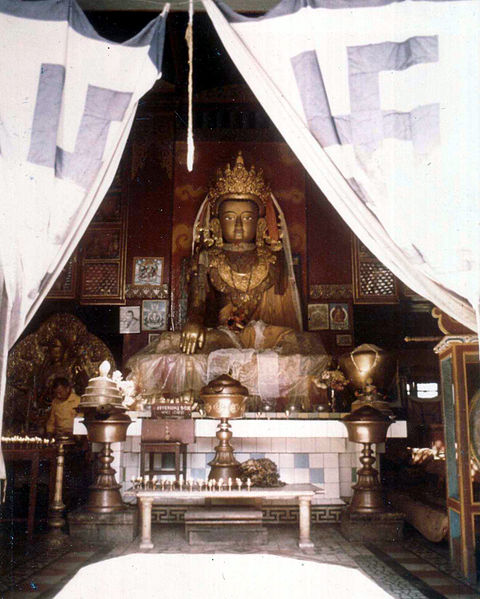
(209, 152), (270, 216)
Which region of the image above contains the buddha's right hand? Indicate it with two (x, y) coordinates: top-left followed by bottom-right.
(180, 322), (206, 354)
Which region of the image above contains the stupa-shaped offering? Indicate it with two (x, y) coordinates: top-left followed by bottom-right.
(79, 360), (126, 414)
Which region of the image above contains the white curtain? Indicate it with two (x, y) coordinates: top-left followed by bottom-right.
(0, 0), (169, 478)
(203, 0), (479, 332)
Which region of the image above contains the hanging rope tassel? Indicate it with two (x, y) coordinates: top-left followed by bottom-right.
(185, 0), (195, 172)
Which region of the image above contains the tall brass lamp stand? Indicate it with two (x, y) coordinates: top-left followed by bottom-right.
(200, 374), (248, 482)
(79, 361), (131, 513)
(342, 405), (393, 513)
(48, 435), (75, 540)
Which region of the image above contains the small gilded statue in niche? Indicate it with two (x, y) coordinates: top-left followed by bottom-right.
(5, 313), (115, 434)
(128, 153), (328, 407)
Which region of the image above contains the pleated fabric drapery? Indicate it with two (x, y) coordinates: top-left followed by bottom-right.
(203, 0), (479, 333)
(0, 0), (169, 478)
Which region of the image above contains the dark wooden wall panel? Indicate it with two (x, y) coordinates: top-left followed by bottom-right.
(306, 176), (352, 287)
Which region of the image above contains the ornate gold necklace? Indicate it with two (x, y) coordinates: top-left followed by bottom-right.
(225, 253), (254, 300)
(209, 247), (271, 304)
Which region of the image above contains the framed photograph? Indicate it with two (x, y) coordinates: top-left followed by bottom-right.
(329, 303), (350, 330)
(142, 299), (168, 331)
(133, 257), (163, 286)
(307, 303), (329, 331)
(148, 333), (161, 344)
(336, 334), (353, 347)
(119, 306), (140, 334)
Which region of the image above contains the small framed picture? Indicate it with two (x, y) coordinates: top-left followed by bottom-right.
(307, 303), (329, 331)
(148, 333), (161, 344)
(142, 300), (168, 331)
(329, 303), (350, 330)
(119, 306), (140, 334)
(133, 257), (163, 286)
(336, 334), (353, 347)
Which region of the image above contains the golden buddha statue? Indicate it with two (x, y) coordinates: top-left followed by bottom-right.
(127, 153), (328, 408)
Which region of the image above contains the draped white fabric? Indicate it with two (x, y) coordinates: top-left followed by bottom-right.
(203, 0), (479, 332)
(0, 0), (168, 478)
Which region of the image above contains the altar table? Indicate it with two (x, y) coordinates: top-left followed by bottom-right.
(2, 447), (57, 539)
(125, 483), (321, 551)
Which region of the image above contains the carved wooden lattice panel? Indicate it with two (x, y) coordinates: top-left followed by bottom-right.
(46, 252), (78, 299)
(82, 263), (120, 297)
(45, 167), (127, 304)
(79, 169), (127, 304)
(352, 236), (398, 304)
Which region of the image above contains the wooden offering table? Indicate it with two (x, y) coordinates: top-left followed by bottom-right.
(3, 446), (57, 539)
(125, 484), (321, 551)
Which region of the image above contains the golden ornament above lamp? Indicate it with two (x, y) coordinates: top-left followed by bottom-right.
(339, 344), (396, 414)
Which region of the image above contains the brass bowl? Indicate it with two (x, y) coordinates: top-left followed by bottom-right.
(342, 405), (393, 444)
(200, 374), (248, 420)
(83, 412), (132, 443)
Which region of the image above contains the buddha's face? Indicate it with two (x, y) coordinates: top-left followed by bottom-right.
(218, 199), (259, 244)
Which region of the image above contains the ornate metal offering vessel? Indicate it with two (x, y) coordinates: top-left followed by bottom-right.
(80, 361), (131, 512)
(339, 343), (396, 412)
(200, 373), (248, 482)
(342, 405), (393, 514)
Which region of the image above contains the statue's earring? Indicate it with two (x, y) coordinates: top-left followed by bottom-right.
(256, 217), (267, 247)
(209, 217), (223, 248)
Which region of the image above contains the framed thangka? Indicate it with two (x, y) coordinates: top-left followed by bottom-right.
(329, 303), (349, 330)
(142, 300), (168, 331)
(336, 334), (353, 347)
(133, 257), (163, 287)
(307, 303), (329, 331)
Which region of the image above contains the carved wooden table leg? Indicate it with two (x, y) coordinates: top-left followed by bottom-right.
(139, 497), (154, 550)
(298, 495), (314, 549)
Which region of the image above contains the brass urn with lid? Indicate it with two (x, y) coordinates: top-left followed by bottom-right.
(200, 374), (248, 482)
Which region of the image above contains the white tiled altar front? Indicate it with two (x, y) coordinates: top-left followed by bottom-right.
(74, 415), (406, 502)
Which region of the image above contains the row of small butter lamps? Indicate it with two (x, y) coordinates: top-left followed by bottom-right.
(132, 474), (252, 491)
(1, 435), (56, 446)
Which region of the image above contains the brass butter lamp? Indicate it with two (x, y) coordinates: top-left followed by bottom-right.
(79, 361), (131, 513)
(342, 405), (393, 513)
(200, 374), (248, 482)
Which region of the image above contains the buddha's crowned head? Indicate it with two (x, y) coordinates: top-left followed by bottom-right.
(205, 152), (280, 249)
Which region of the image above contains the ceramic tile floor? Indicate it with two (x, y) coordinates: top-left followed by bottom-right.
(0, 525), (479, 599)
